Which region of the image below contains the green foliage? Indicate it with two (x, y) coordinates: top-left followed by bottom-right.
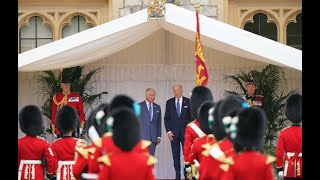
(224, 64), (300, 145)
(34, 66), (108, 134)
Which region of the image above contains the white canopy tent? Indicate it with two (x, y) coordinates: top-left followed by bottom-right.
(18, 3), (302, 72)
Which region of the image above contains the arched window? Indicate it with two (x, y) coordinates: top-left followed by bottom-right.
(19, 16), (53, 53)
(62, 15), (93, 38)
(286, 13), (302, 50)
(244, 13), (277, 41)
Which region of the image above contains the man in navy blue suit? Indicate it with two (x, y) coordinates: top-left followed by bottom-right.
(138, 88), (162, 156)
(164, 84), (192, 180)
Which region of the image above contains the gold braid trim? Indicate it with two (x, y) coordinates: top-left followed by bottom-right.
(53, 94), (68, 109)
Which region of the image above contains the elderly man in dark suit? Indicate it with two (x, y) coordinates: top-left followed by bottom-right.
(138, 88), (162, 156)
(164, 84), (192, 180)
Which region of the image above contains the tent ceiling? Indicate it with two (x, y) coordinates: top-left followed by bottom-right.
(18, 3), (302, 72)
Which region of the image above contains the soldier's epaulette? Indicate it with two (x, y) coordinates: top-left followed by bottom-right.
(75, 139), (89, 159)
(187, 120), (196, 126)
(146, 155), (158, 166)
(219, 163), (231, 172)
(265, 155), (276, 165)
(97, 155), (111, 166)
(201, 143), (213, 157)
(92, 138), (102, 148)
(141, 140), (152, 150)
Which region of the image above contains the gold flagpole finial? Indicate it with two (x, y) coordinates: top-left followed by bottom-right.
(195, 0), (200, 11)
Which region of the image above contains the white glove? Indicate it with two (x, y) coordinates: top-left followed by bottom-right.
(80, 128), (83, 135)
(278, 171), (284, 179)
(185, 166), (191, 173)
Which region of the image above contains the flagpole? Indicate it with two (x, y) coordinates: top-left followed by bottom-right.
(194, 0), (209, 87)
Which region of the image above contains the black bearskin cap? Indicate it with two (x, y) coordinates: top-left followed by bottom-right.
(213, 95), (247, 141)
(190, 86), (213, 120)
(233, 107), (267, 153)
(19, 105), (44, 136)
(198, 100), (215, 134)
(110, 94), (140, 116)
(56, 105), (79, 136)
(60, 67), (74, 83)
(285, 93), (302, 123)
(110, 94), (135, 110)
(110, 107), (140, 151)
(85, 103), (110, 137)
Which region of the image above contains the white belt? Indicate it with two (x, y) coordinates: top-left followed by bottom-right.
(284, 152), (302, 177)
(57, 161), (75, 180)
(81, 173), (98, 179)
(18, 160), (42, 180)
(190, 123), (205, 138)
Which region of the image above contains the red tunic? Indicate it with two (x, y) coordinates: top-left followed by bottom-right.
(18, 135), (55, 180)
(184, 120), (204, 165)
(97, 151), (156, 180)
(51, 92), (85, 135)
(276, 125), (302, 178)
(73, 134), (151, 180)
(190, 134), (216, 164)
(73, 142), (100, 180)
(198, 138), (236, 180)
(51, 137), (78, 179)
(221, 151), (275, 180)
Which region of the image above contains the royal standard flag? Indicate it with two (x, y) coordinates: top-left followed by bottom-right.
(195, 6), (209, 87)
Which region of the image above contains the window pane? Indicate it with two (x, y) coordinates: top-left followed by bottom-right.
(62, 15), (93, 38)
(62, 25), (79, 38)
(20, 17), (36, 38)
(244, 13), (277, 41)
(36, 17), (53, 38)
(20, 39), (36, 53)
(287, 13), (302, 50)
(37, 39), (53, 47)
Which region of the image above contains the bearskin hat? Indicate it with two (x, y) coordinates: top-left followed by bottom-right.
(56, 105), (79, 136)
(285, 93), (302, 123)
(190, 86), (213, 120)
(85, 103), (110, 137)
(233, 107), (267, 153)
(110, 107), (140, 151)
(213, 95), (248, 141)
(198, 100), (215, 134)
(110, 94), (140, 116)
(60, 68), (73, 83)
(19, 105), (44, 136)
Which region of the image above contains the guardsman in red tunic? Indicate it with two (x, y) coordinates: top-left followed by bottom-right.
(97, 107), (157, 180)
(74, 95), (150, 180)
(184, 86), (213, 179)
(18, 105), (55, 180)
(242, 80), (264, 108)
(51, 105), (80, 180)
(221, 107), (275, 180)
(51, 69), (85, 137)
(190, 101), (216, 179)
(276, 94), (302, 180)
(199, 96), (249, 180)
(73, 103), (111, 180)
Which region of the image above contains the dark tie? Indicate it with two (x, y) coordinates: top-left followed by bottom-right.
(148, 103), (152, 120)
(176, 99), (180, 117)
